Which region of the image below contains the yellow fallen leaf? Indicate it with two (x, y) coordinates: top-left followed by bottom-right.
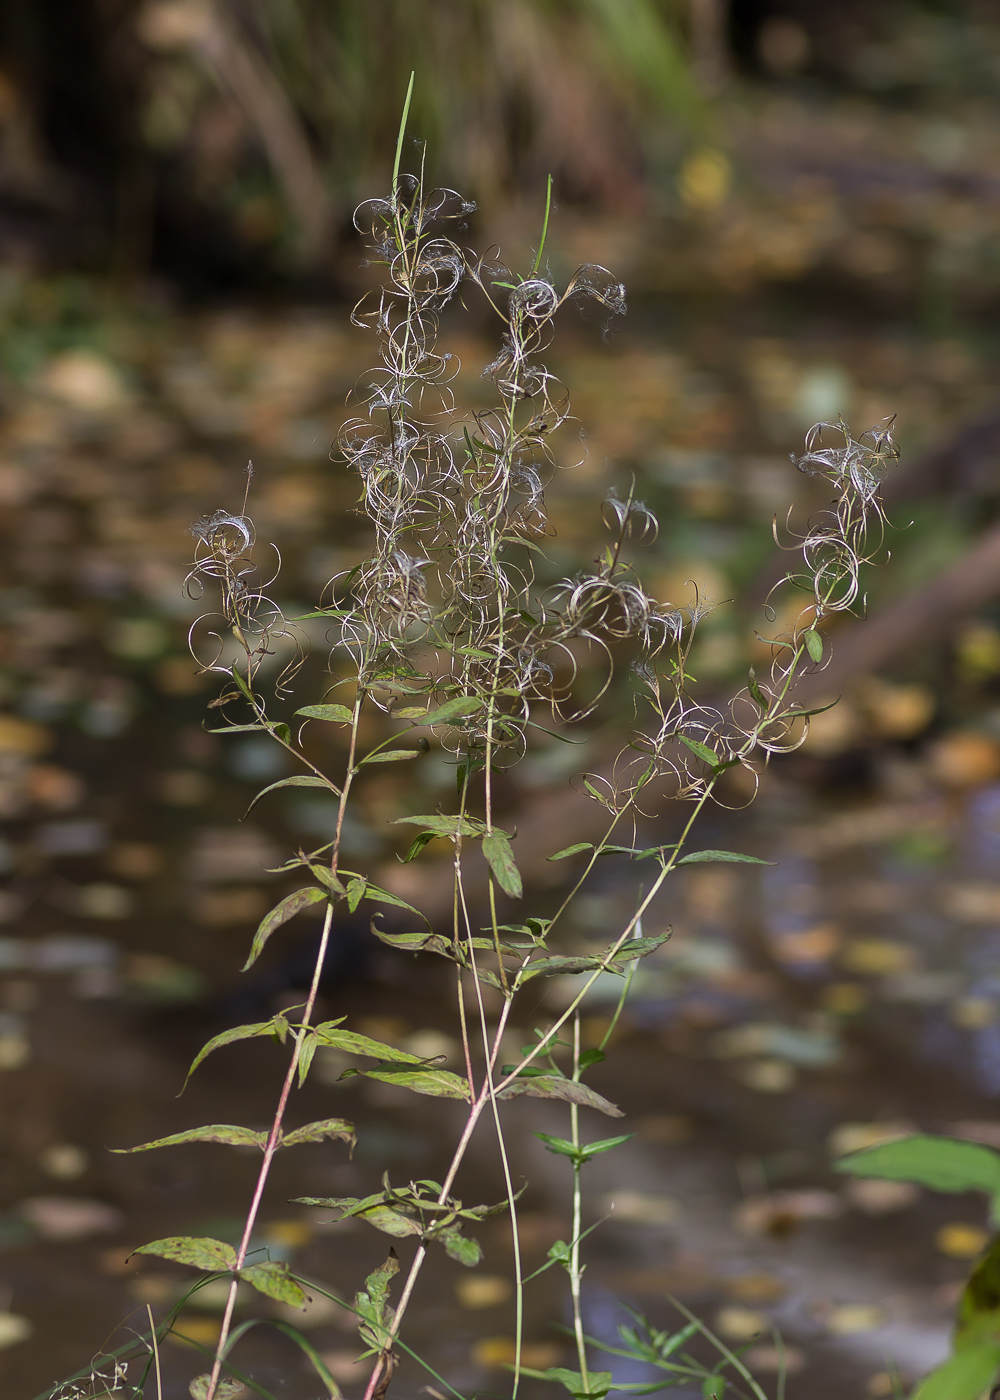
(935, 1223), (989, 1259)
(456, 1275), (512, 1310)
(715, 1307), (766, 1342)
(825, 1304), (885, 1335)
(472, 1337), (562, 1369)
(723, 1273), (788, 1304)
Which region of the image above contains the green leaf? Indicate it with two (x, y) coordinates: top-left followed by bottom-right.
(297, 1028), (319, 1088)
(498, 1074), (622, 1117)
(804, 628), (824, 662)
(416, 697), (483, 726)
(609, 931), (672, 959)
(112, 1124), (267, 1153)
(912, 1343), (1000, 1400)
(184, 1016), (287, 1088)
(334, 875), (426, 920)
(243, 887), (328, 970)
(392, 814), (483, 838)
(533, 1132), (634, 1164)
(548, 843), (594, 861)
(297, 703), (354, 723)
(401, 831), (438, 863)
(358, 748), (422, 766)
(837, 1135), (1000, 1221)
(314, 1026), (417, 1060)
(356, 1253), (398, 1351)
(520, 954), (626, 981)
(678, 733), (721, 768)
(134, 1236), (236, 1271)
(307, 864), (347, 897)
(281, 1118), (356, 1149)
(518, 1367), (614, 1399)
(189, 1377), (245, 1400)
(747, 668), (768, 710)
(359, 1063), (471, 1101)
(483, 828), (522, 898)
(677, 850), (774, 866)
(240, 1260), (307, 1308)
(206, 723), (268, 734)
(246, 774), (339, 815)
(437, 1225), (482, 1267)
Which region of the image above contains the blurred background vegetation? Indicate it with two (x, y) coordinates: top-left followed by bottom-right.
(4, 4), (1000, 1398)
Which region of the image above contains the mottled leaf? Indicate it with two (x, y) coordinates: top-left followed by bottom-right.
(189, 1377), (244, 1400)
(360, 1063), (471, 1101)
(483, 828), (522, 898)
(240, 1260), (307, 1308)
(392, 814), (482, 838)
(296, 704), (354, 723)
(609, 931), (672, 960)
(243, 887), (328, 971)
(184, 1016), (287, 1088)
(345, 878), (365, 912)
(308, 864), (347, 897)
(498, 1074), (622, 1117)
(677, 850), (774, 866)
(437, 1225), (482, 1267)
(133, 1236), (236, 1271)
(112, 1124), (266, 1154)
(246, 774), (339, 815)
(281, 1118), (356, 1150)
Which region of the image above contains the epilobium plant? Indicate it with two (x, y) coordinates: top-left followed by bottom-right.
(46, 111), (896, 1400)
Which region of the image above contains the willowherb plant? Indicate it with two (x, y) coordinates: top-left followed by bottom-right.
(46, 109), (896, 1400)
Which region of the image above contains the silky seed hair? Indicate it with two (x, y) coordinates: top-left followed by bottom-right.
(188, 167), (892, 809)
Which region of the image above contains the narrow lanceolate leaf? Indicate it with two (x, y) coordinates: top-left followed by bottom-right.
(548, 843), (594, 861)
(184, 1016), (288, 1088)
(392, 814), (483, 838)
(804, 628), (824, 662)
(417, 696), (483, 726)
(296, 703), (354, 723)
(482, 828), (522, 898)
(112, 1124), (267, 1153)
(133, 1236), (237, 1272)
(357, 748), (422, 766)
(307, 864), (347, 897)
(678, 733), (722, 768)
(297, 1028), (319, 1088)
(498, 1075), (623, 1117)
(281, 1118), (356, 1150)
(359, 1064), (471, 1101)
(243, 887), (328, 970)
(240, 1260), (307, 1308)
(246, 774), (339, 815)
(608, 931), (672, 960)
(676, 850), (775, 866)
(533, 1132), (634, 1164)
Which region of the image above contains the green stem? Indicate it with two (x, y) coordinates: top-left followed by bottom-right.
(569, 1012), (589, 1386)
